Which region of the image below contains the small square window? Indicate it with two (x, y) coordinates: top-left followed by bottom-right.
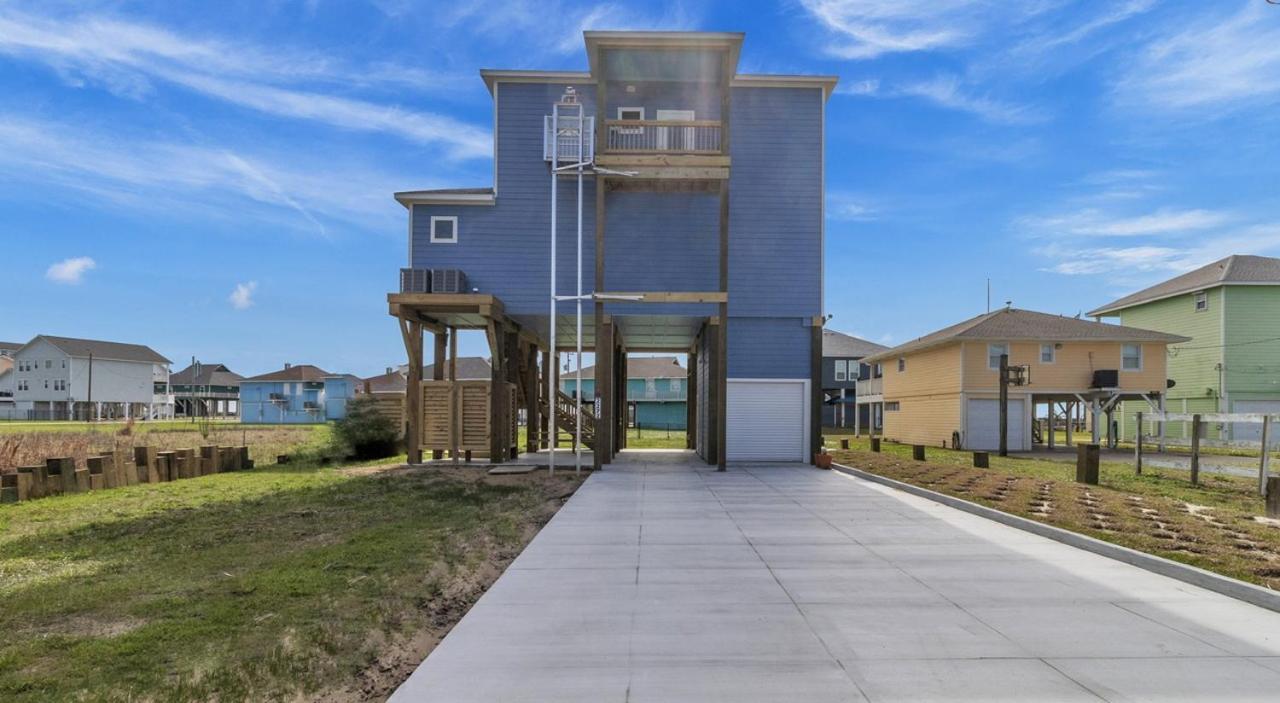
(988, 343), (1009, 370)
(1194, 291), (1208, 312)
(1040, 343), (1055, 364)
(430, 216), (458, 244)
(1122, 343), (1143, 371)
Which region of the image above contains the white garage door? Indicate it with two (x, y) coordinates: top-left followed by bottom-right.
(727, 380), (808, 462)
(966, 398), (1026, 451)
(1231, 400), (1280, 446)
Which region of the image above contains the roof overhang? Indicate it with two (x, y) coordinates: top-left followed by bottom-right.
(1088, 281), (1280, 317)
(480, 69), (593, 96)
(394, 190), (496, 209)
(862, 335), (1192, 365)
(584, 31), (743, 85)
(733, 73), (839, 101)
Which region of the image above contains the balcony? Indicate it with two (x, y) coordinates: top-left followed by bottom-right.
(604, 119), (722, 154)
(543, 115), (595, 163)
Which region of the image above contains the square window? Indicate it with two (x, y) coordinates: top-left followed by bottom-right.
(1194, 291), (1208, 312)
(430, 216), (458, 244)
(988, 343), (1009, 370)
(1040, 344), (1055, 364)
(1122, 343), (1143, 371)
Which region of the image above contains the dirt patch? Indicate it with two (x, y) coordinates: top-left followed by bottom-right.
(313, 466), (582, 702)
(833, 449), (1280, 591)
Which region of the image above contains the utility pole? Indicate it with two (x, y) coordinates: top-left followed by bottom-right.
(999, 353), (1009, 457)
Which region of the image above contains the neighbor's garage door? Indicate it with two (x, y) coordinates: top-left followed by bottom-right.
(727, 380), (808, 462)
(966, 398), (1026, 451)
(1232, 400), (1280, 446)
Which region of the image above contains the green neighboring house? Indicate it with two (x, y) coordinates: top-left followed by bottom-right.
(1089, 254), (1280, 442)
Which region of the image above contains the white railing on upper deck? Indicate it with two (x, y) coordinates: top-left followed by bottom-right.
(605, 119), (722, 154)
(543, 115), (595, 163)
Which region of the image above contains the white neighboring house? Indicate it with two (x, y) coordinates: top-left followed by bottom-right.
(0, 341), (16, 420)
(9, 335), (174, 421)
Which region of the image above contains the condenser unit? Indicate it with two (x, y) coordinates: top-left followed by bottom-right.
(431, 269), (469, 293)
(400, 268), (431, 293)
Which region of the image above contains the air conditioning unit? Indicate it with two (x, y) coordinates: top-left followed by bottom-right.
(400, 268), (431, 293)
(431, 269), (468, 293)
(1091, 369), (1119, 389)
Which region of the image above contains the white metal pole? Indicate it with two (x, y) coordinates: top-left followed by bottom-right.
(575, 102), (584, 474)
(549, 104), (559, 476)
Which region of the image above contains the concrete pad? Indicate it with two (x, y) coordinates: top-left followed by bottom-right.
(1048, 657), (1280, 702)
(843, 658), (1100, 702)
(391, 451), (1280, 701)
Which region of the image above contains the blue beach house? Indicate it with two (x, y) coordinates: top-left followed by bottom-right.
(563, 356), (688, 431)
(389, 31), (835, 468)
(240, 364), (355, 424)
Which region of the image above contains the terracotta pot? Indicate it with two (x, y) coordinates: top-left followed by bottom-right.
(814, 452), (833, 469)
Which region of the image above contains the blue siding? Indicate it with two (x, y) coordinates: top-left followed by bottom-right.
(727, 317), (811, 378)
(324, 377), (353, 420)
(727, 87), (823, 319)
(239, 380), (332, 424)
(410, 82), (599, 315)
(604, 80), (722, 120)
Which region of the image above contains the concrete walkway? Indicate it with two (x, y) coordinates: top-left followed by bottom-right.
(391, 450), (1280, 702)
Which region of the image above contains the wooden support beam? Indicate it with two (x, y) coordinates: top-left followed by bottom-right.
(687, 347), (698, 450)
(486, 320), (506, 464)
(399, 317), (424, 464)
(525, 342), (539, 455)
(504, 326), (521, 460)
(717, 180), (729, 472)
(431, 330), (447, 460)
(595, 317), (613, 469)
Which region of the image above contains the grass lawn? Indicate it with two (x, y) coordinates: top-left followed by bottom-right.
(829, 436), (1280, 591)
(515, 425), (688, 452)
(0, 459), (583, 701)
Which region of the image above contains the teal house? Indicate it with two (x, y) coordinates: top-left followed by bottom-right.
(563, 356), (687, 431)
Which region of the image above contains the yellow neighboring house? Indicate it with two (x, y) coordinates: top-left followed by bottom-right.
(861, 308), (1188, 452)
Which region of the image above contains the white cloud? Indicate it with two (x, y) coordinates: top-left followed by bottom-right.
(836, 79), (880, 96)
(827, 193), (877, 221)
(1018, 207), (1232, 238)
(1041, 224), (1280, 277)
(0, 114), (420, 235)
(799, 0), (985, 59)
(895, 76), (1045, 125)
(46, 256), (96, 284)
(0, 10), (486, 158)
(229, 281), (258, 310)
(1116, 3), (1280, 112)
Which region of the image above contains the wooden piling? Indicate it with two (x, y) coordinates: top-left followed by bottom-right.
(1260, 416), (1272, 497)
(135, 447), (159, 483)
(840, 438), (850, 450)
(1267, 477), (1280, 519)
(118, 449), (139, 485)
(156, 452), (176, 481)
(87, 456), (108, 491)
(973, 451), (990, 468)
(1076, 443), (1100, 485)
(870, 437), (881, 453)
(47, 457), (75, 494)
(912, 445), (926, 461)
(1134, 411), (1144, 476)
(201, 446), (218, 475)
(1, 473), (18, 503)
(239, 446), (251, 470)
(27, 464), (49, 499)
(1190, 414), (1202, 486)
(16, 467), (34, 501)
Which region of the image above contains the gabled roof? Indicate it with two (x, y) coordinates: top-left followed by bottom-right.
(171, 362), (244, 387)
(243, 364), (331, 383)
(822, 330), (890, 359)
(1089, 255), (1280, 316)
(0, 341), (22, 351)
(26, 335), (170, 364)
(863, 308), (1189, 364)
(572, 356), (685, 380)
(362, 357), (493, 394)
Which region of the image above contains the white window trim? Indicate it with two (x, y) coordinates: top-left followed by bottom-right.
(429, 215), (459, 244)
(834, 359), (848, 382)
(1121, 343), (1143, 372)
(1194, 291), (1208, 312)
(987, 343), (1009, 370)
(617, 106), (645, 120)
(1040, 343), (1056, 365)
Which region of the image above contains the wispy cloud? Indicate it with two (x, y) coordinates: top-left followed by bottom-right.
(799, 0), (985, 59)
(434, 0), (696, 57)
(827, 193), (877, 221)
(229, 281), (258, 310)
(1116, 3), (1280, 112)
(0, 114), (417, 235)
(839, 74), (1043, 125)
(1040, 224), (1280, 277)
(0, 10), (487, 158)
(1018, 207), (1232, 238)
(46, 256), (96, 284)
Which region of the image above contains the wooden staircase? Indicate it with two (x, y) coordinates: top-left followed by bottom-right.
(541, 390), (597, 449)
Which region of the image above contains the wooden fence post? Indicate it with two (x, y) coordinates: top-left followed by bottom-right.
(156, 451), (176, 481)
(1076, 443), (1100, 485)
(1190, 414), (1202, 486)
(973, 451), (990, 468)
(1260, 416), (1272, 497)
(1267, 477), (1280, 519)
(0, 474), (17, 503)
(87, 456), (107, 491)
(870, 437), (881, 453)
(15, 467), (34, 501)
(1135, 411), (1143, 476)
(47, 457), (75, 494)
(912, 445), (926, 461)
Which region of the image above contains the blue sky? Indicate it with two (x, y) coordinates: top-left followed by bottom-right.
(2, 0), (1279, 377)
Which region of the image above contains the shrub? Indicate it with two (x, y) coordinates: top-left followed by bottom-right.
(332, 396), (401, 460)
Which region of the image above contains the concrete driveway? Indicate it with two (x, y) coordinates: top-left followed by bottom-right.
(390, 450), (1280, 702)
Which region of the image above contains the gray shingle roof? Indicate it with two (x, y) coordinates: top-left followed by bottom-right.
(1089, 255), (1280, 316)
(170, 363), (244, 387)
(863, 308), (1189, 363)
(573, 356), (685, 379)
(243, 364), (332, 383)
(362, 357), (494, 393)
(35, 335), (170, 364)
(822, 330), (889, 358)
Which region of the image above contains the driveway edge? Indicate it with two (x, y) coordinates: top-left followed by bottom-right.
(831, 462), (1280, 614)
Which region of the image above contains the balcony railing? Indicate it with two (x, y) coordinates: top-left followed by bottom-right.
(634, 387), (688, 402)
(605, 119), (722, 154)
(543, 115), (595, 163)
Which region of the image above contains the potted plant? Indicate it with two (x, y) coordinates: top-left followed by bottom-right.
(814, 449), (833, 469)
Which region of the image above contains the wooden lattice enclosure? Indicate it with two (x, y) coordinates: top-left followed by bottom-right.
(419, 380), (516, 455)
